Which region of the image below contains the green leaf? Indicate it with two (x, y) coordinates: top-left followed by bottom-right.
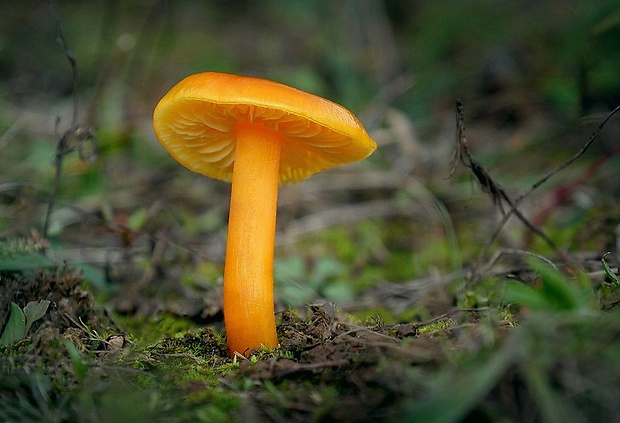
(63, 339), (89, 382)
(23, 300), (51, 335)
(524, 361), (584, 423)
(311, 257), (346, 285)
(0, 253), (54, 271)
(602, 255), (619, 285)
(0, 302), (27, 346)
(505, 281), (552, 310)
(322, 281), (354, 303)
(127, 208), (148, 231)
(72, 263), (109, 291)
(535, 263), (586, 310)
(406, 348), (513, 423)
(505, 260), (593, 311)
(275, 256), (305, 281)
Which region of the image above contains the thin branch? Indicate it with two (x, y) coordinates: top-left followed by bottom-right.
(449, 99), (568, 267)
(43, 1), (98, 239)
(471, 105), (620, 280)
(518, 105), (620, 196)
(48, 0), (77, 127)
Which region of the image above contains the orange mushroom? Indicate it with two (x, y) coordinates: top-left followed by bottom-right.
(153, 72), (376, 356)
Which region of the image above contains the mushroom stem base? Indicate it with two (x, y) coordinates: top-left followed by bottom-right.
(223, 121), (281, 356)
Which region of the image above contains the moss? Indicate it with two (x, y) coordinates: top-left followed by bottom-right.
(417, 318), (456, 335)
(113, 313), (197, 347)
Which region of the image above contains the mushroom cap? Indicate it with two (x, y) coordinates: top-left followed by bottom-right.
(153, 72), (377, 183)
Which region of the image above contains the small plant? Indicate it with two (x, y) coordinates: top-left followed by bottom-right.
(407, 261), (617, 423)
(275, 256), (351, 306)
(417, 318), (455, 335)
(504, 259), (594, 312)
(601, 252), (619, 285)
(0, 234), (49, 257)
(0, 300), (51, 347)
(0, 234), (52, 272)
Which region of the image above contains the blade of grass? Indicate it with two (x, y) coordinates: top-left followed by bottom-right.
(406, 344), (514, 423)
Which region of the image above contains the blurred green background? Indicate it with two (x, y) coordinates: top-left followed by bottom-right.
(1, 2), (619, 422)
(0, 0), (618, 306)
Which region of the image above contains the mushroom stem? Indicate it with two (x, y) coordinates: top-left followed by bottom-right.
(223, 121), (281, 356)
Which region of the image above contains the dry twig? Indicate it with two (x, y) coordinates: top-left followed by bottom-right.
(43, 1), (97, 239)
(450, 100), (620, 282)
(449, 100), (567, 261)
